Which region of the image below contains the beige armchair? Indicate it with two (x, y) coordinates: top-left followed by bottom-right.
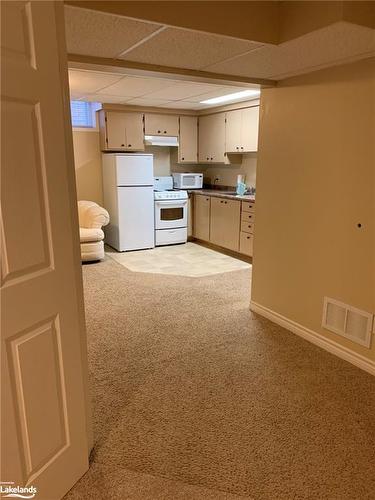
(78, 201), (109, 262)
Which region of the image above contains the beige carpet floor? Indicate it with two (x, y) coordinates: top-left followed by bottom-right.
(65, 256), (375, 500)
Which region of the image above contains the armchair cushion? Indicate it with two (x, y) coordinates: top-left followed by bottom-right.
(78, 201), (109, 261)
(79, 227), (104, 243)
(78, 200), (109, 229)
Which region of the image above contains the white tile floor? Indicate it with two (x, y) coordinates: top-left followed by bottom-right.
(106, 242), (251, 277)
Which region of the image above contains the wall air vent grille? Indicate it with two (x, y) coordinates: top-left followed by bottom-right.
(322, 297), (373, 348)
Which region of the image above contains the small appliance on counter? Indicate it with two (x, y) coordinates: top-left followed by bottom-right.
(172, 172), (203, 190)
(236, 174), (247, 196)
(154, 176), (188, 246)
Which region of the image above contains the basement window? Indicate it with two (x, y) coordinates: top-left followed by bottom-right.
(70, 101), (101, 129)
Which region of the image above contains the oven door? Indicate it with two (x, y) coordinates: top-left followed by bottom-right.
(155, 199), (188, 230)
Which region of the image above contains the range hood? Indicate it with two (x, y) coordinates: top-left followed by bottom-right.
(144, 135), (179, 147)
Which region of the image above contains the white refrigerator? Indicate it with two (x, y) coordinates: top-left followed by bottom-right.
(102, 154), (155, 251)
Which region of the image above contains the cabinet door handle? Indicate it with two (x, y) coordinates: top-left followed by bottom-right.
(158, 130), (161, 133)
(182, 157), (185, 160)
(206, 157), (209, 160)
(241, 146), (244, 150)
(247, 236), (250, 240)
(224, 201), (227, 204)
(210, 157), (213, 160)
(128, 144), (132, 147)
(164, 130), (167, 133)
(236, 146), (239, 150)
(121, 143), (125, 147)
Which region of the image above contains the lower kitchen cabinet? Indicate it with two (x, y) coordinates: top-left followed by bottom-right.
(210, 197), (240, 252)
(193, 194), (210, 241)
(239, 232), (254, 256)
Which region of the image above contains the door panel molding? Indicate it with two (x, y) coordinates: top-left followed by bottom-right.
(1, 97), (54, 287)
(6, 315), (70, 485)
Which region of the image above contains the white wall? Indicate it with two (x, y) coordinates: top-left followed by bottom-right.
(203, 154), (257, 188)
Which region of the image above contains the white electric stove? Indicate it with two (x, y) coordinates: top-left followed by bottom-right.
(154, 176), (188, 246)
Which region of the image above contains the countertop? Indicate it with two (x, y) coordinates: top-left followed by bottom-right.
(188, 189), (255, 202)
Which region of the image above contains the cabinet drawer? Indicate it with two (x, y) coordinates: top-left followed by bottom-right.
(241, 220), (254, 234)
(242, 201), (255, 213)
(241, 211), (255, 223)
(239, 232), (253, 256)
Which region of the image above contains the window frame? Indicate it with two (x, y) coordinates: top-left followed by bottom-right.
(70, 101), (101, 131)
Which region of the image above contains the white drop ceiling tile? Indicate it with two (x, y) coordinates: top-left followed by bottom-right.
(82, 94), (134, 104)
(121, 26), (262, 70)
(68, 70), (124, 93)
(65, 6), (162, 58)
(158, 101), (202, 110)
(145, 82), (224, 100)
(186, 86), (247, 103)
(271, 22), (375, 80)
(204, 22), (375, 79)
(96, 76), (175, 97)
(126, 97), (172, 107)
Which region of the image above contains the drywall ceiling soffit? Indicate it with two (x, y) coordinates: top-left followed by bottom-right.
(204, 22), (375, 80)
(343, 1), (375, 30)
(67, 54), (274, 87)
(279, 2), (375, 42)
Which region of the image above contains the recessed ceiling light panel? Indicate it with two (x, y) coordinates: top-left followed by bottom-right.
(200, 89), (260, 105)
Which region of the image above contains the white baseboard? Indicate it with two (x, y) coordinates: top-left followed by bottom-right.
(250, 301), (375, 376)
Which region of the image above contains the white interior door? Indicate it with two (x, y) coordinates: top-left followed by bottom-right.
(1, 2), (89, 499)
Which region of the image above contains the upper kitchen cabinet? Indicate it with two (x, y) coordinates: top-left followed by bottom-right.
(144, 113), (179, 136)
(99, 110), (144, 151)
(225, 106), (259, 153)
(178, 115), (198, 163)
(198, 113), (226, 163)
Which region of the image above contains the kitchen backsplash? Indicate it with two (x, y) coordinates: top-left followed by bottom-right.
(167, 146), (257, 188)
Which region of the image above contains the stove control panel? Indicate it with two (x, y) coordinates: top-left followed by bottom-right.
(154, 190), (188, 200)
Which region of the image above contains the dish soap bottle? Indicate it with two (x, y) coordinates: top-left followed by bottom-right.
(236, 174), (247, 196)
